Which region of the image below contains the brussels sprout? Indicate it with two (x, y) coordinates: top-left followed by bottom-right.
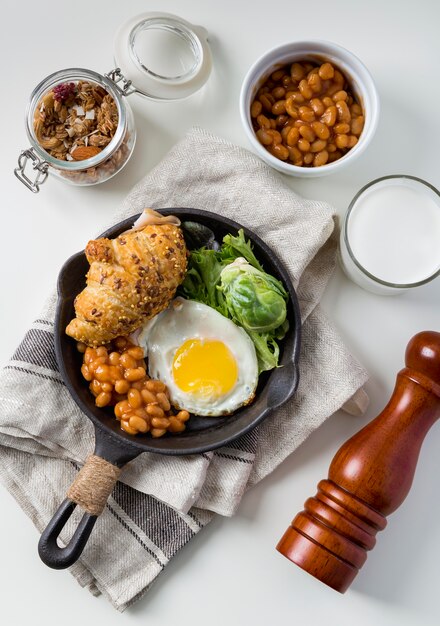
(220, 258), (287, 333)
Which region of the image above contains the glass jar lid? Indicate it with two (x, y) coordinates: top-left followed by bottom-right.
(113, 12), (212, 100)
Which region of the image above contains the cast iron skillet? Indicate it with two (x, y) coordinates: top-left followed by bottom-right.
(38, 208), (301, 569)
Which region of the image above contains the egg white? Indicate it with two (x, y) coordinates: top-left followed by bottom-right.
(138, 298), (258, 416)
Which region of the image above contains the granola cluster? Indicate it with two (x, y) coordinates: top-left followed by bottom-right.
(33, 81), (119, 161)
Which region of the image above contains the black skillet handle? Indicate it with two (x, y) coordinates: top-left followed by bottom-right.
(37, 449), (129, 570)
(38, 499), (98, 569)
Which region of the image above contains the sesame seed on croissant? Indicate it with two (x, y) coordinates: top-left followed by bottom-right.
(65, 223), (187, 346)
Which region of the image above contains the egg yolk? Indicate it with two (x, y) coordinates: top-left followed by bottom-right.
(172, 339), (238, 398)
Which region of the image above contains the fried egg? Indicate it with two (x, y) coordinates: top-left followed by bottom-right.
(138, 298), (258, 416)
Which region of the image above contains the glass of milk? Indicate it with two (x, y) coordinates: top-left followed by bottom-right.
(339, 175), (440, 295)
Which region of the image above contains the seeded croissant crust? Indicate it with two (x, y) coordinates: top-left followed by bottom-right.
(65, 223), (187, 346)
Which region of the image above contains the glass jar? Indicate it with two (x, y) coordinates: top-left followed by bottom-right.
(14, 12), (212, 192)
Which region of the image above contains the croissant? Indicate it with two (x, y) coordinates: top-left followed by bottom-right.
(65, 218), (187, 346)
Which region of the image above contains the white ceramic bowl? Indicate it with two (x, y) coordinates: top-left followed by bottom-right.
(240, 40), (380, 177)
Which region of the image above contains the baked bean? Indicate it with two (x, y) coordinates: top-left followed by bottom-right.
(347, 135), (358, 148)
(102, 382), (113, 393)
(176, 410), (190, 422)
(314, 150), (329, 166)
(319, 63), (334, 80)
(146, 380), (166, 393)
(126, 346), (144, 360)
(156, 392), (171, 412)
(310, 98), (325, 116)
(77, 342), (87, 353)
(282, 75), (293, 88)
(351, 103), (363, 116)
(267, 129), (282, 144)
(310, 139), (327, 153)
(128, 388), (142, 409)
(151, 428), (167, 438)
(288, 146), (302, 164)
(125, 367), (146, 382)
(95, 391), (111, 407)
(269, 144), (289, 160)
(290, 92), (305, 104)
(269, 118), (277, 129)
(333, 70), (344, 86)
(90, 379), (102, 396)
(84, 348), (97, 364)
(281, 126), (290, 142)
(146, 404), (165, 418)
(298, 138), (310, 152)
(333, 90), (348, 102)
(327, 142), (337, 153)
(321, 106), (337, 126)
(256, 129), (273, 145)
(335, 134), (349, 149)
(299, 79), (313, 99)
(114, 400), (131, 418)
(291, 62), (305, 82)
(81, 364), (92, 381)
(322, 96), (334, 108)
(285, 96), (299, 117)
(299, 125), (315, 142)
(259, 94), (273, 112)
(141, 389), (157, 404)
(286, 127), (300, 146)
(303, 152), (314, 165)
(311, 121), (330, 139)
(94, 364), (111, 382)
(134, 407), (149, 420)
(115, 379), (130, 394)
(89, 356), (107, 373)
(108, 351), (120, 366)
(272, 86), (286, 99)
(120, 353), (137, 369)
(96, 346), (108, 358)
(151, 417), (171, 429)
(272, 100), (286, 116)
(308, 73), (322, 93)
(272, 69), (285, 81)
(250, 100), (262, 118)
(129, 416), (149, 433)
(168, 417), (186, 433)
(298, 106), (315, 122)
(351, 115), (364, 136)
(121, 420), (138, 435)
(328, 149), (342, 162)
(334, 122), (350, 134)
(336, 100), (351, 123)
(276, 114), (289, 127)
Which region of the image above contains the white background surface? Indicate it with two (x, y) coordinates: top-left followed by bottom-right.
(1, 1), (439, 624)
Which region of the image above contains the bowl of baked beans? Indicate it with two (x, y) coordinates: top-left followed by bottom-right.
(240, 40), (379, 176)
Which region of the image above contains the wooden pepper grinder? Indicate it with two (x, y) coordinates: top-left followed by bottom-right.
(277, 330), (440, 592)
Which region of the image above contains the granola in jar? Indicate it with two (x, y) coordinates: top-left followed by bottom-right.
(33, 81), (119, 162)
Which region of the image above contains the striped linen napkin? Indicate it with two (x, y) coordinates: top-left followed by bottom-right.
(0, 128), (369, 611)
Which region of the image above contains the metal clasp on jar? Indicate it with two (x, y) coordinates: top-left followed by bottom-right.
(14, 148), (49, 193)
(104, 68), (137, 96)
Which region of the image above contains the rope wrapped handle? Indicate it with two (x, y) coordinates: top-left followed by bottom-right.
(67, 455), (121, 516)
(38, 454), (121, 569)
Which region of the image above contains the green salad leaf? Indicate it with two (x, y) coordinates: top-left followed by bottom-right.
(220, 258), (287, 333)
(179, 228), (289, 373)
